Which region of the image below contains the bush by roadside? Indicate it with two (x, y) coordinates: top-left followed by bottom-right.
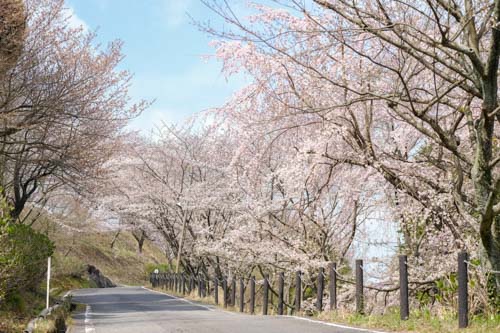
(0, 210), (54, 306)
(29, 297), (73, 333)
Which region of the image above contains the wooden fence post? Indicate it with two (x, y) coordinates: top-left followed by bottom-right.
(214, 277), (219, 305)
(263, 274), (269, 315)
(250, 276), (255, 314)
(329, 263), (337, 310)
(399, 255), (409, 320)
(198, 276), (202, 298)
(223, 277), (228, 308)
(317, 267), (324, 311)
(458, 251), (468, 328)
(231, 278), (236, 306)
(180, 274), (184, 294)
(239, 278), (244, 312)
(278, 272), (284, 315)
(356, 260), (364, 314)
(295, 270), (301, 313)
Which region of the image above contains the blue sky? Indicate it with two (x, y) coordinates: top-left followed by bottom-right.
(65, 0), (248, 133)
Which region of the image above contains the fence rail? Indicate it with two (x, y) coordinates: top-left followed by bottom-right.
(150, 251), (475, 329)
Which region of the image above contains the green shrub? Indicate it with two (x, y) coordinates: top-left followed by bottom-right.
(0, 205), (54, 306)
(145, 263), (170, 277)
(4, 289), (25, 313)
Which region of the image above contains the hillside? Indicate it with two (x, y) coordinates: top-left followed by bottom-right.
(47, 226), (166, 291)
(0, 219), (167, 333)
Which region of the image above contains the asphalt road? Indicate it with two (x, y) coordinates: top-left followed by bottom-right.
(69, 286), (379, 333)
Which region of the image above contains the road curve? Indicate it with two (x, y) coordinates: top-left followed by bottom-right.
(69, 286), (379, 333)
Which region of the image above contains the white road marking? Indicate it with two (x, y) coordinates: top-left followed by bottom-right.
(78, 287), (387, 333)
(85, 305), (96, 333)
(282, 315), (389, 333)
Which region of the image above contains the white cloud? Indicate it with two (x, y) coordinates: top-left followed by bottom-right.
(65, 6), (89, 31)
(127, 107), (183, 134)
(163, 0), (193, 28)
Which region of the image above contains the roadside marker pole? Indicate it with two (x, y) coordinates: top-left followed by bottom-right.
(46, 256), (51, 309)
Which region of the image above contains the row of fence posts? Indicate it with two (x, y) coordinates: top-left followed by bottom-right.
(150, 252), (470, 328)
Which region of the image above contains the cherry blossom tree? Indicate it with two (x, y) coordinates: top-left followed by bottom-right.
(101, 113), (379, 312)
(198, 0), (500, 302)
(0, 0), (25, 77)
(0, 0), (147, 221)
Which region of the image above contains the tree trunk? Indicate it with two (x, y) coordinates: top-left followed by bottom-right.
(481, 215), (500, 301)
(132, 229), (147, 254)
(137, 236), (145, 254)
(475, 77), (500, 296)
(110, 230), (121, 249)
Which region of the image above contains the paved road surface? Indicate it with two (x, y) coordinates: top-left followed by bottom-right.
(69, 286), (378, 333)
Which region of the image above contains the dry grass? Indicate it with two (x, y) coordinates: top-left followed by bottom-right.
(0, 289), (46, 333)
(317, 308), (500, 333)
(47, 228), (166, 289)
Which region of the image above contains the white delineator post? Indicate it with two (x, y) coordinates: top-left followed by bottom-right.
(46, 256), (51, 309)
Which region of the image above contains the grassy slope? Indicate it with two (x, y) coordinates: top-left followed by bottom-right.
(0, 220), (167, 333)
(50, 229), (166, 291)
